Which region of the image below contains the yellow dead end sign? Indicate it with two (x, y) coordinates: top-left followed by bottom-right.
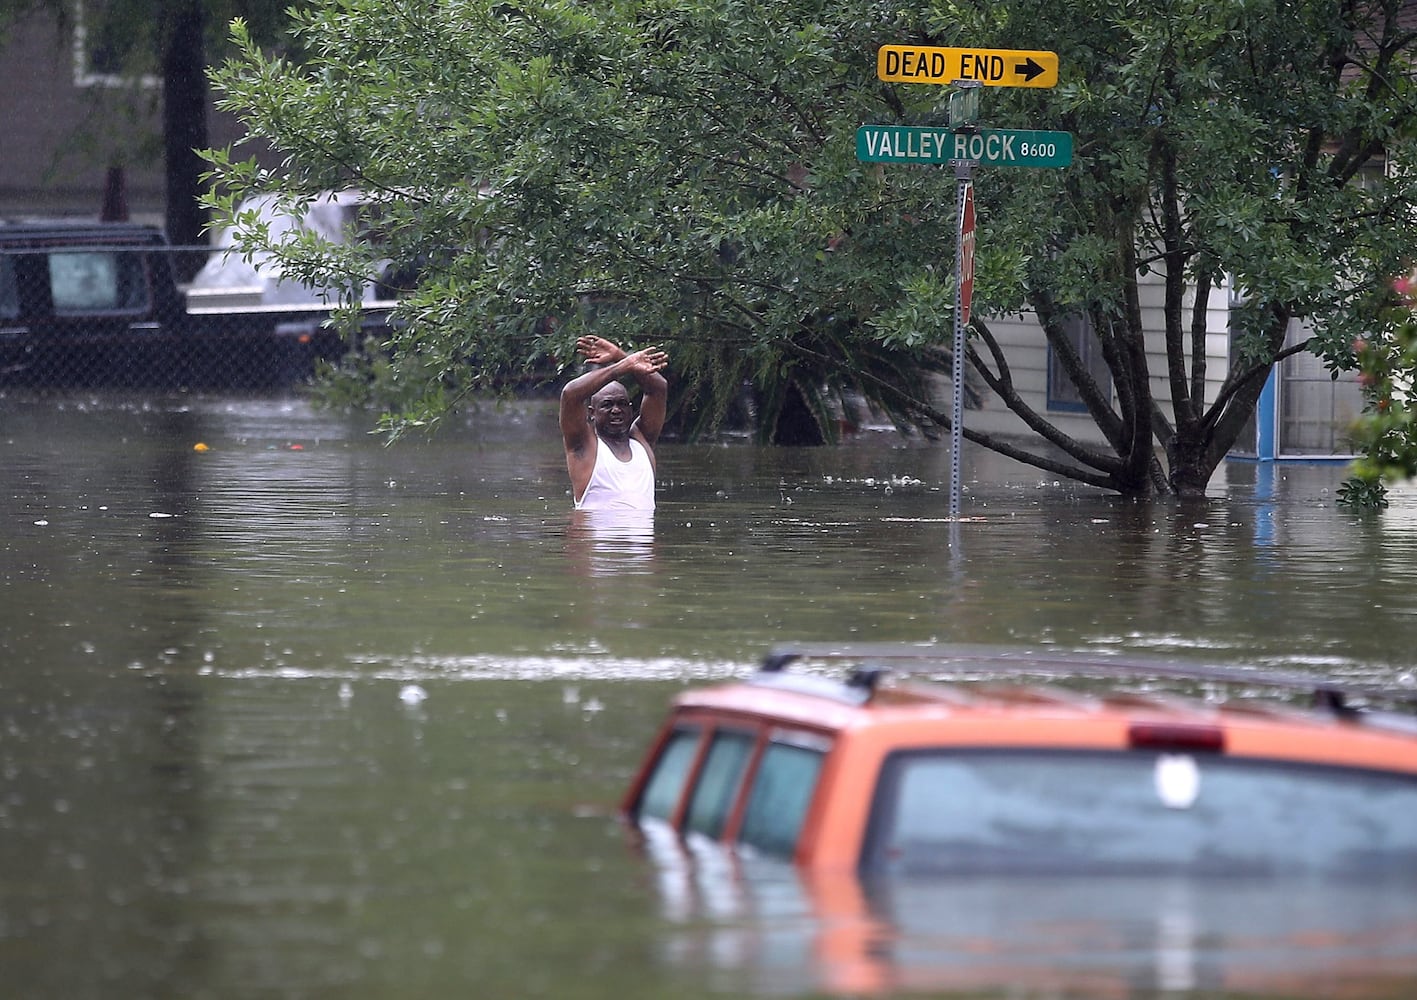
(877, 45), (1059, 88)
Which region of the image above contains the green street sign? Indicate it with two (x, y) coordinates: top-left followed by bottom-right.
(855, 126), (1072, 168)
(949, 86), (981, 127)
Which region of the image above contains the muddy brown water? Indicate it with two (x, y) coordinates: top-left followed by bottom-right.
(4, 391), (1416, 999)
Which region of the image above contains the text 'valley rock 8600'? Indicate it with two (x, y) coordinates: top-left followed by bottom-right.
(855, 126), (1073, 168)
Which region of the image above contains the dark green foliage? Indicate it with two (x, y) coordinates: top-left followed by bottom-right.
(202, 0), (1417, 493)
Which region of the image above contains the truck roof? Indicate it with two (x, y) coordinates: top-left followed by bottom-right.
(0, 219), (169, 247)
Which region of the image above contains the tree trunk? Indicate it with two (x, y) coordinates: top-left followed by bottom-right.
(770, 381), (828, 446)
(1167, 437), (1214, 497)
(162, 0), (208, 260)
(1168, 366), (1274, 494)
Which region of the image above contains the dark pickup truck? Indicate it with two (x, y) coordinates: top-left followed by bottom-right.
(0, 219), (393, 390)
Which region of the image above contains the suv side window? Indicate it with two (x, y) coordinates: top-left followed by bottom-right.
(738, 740), (824, 858)
(49, 250), (150, 314)
(0, 254), (17, 319)
(638, 726), (701, 821)
(633, 722), (829, 858)
(684, 730), (755, 838)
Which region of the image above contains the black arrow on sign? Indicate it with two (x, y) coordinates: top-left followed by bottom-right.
(1014, 57), (1045, 82)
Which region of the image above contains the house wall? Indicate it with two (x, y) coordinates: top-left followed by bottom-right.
(959, 271), (1232, 448)
(0, 10), (256, 230)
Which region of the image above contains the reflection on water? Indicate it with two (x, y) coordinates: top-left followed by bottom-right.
(6, 392), (1417, 999)
(638, 823), (1417, 998)
(566, 508), (657, 576)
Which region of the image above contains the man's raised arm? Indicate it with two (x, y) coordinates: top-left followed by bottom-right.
(559, 346), (669, 452)
(629, 352), (668, 448)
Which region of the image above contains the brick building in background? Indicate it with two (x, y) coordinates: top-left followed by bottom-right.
(0, 7), (252, 229)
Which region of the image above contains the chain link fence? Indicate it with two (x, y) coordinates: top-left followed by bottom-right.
(0, 235), (382, 392)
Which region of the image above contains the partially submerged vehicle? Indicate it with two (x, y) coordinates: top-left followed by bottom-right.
(623, 644), (1417, 875)
(186, 189), (392, 311)
(0, 204), (394, 390)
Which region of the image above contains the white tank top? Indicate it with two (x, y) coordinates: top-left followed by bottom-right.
(575, 437), (655, 511)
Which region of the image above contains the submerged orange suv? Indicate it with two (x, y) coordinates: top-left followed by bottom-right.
(622, 644), (1417, 875)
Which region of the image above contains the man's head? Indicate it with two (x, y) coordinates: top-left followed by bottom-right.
(587, 381), (635, 439)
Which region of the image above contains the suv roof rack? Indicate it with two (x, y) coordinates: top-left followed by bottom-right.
(759, 642), (1417, 717)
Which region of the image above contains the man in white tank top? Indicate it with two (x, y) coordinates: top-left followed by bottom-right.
(560, 336), (668, 511)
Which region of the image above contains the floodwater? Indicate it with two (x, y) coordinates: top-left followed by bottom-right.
(4, 390), (1417, 1000)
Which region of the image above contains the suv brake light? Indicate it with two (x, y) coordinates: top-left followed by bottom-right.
(1128, 722), (1225, 753)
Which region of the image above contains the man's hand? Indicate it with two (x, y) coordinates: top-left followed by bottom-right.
(576, 336), (627, 366)
(622, 347), (668, 378)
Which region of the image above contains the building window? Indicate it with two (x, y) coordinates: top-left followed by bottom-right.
(1278, 343), (1362, 457)
(72, 2), (159, 89)
(1047, 312), (1111, 413)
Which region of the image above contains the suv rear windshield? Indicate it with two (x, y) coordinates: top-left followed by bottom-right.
(864, 749), (1417, 876)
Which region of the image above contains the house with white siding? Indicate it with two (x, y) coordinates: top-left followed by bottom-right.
(959, 274), (1361, 464)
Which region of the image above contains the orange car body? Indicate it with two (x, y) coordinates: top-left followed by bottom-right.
(622, 644), (1417, 872)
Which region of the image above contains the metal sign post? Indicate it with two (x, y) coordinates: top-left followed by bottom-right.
(950, 166), (975, 518)
(861, 44), (1066, 518)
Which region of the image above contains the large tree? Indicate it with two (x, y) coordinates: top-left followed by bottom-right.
(203, 0), (1417, 494)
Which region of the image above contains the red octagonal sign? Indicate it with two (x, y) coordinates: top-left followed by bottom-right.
(959, 183), (976, 326)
